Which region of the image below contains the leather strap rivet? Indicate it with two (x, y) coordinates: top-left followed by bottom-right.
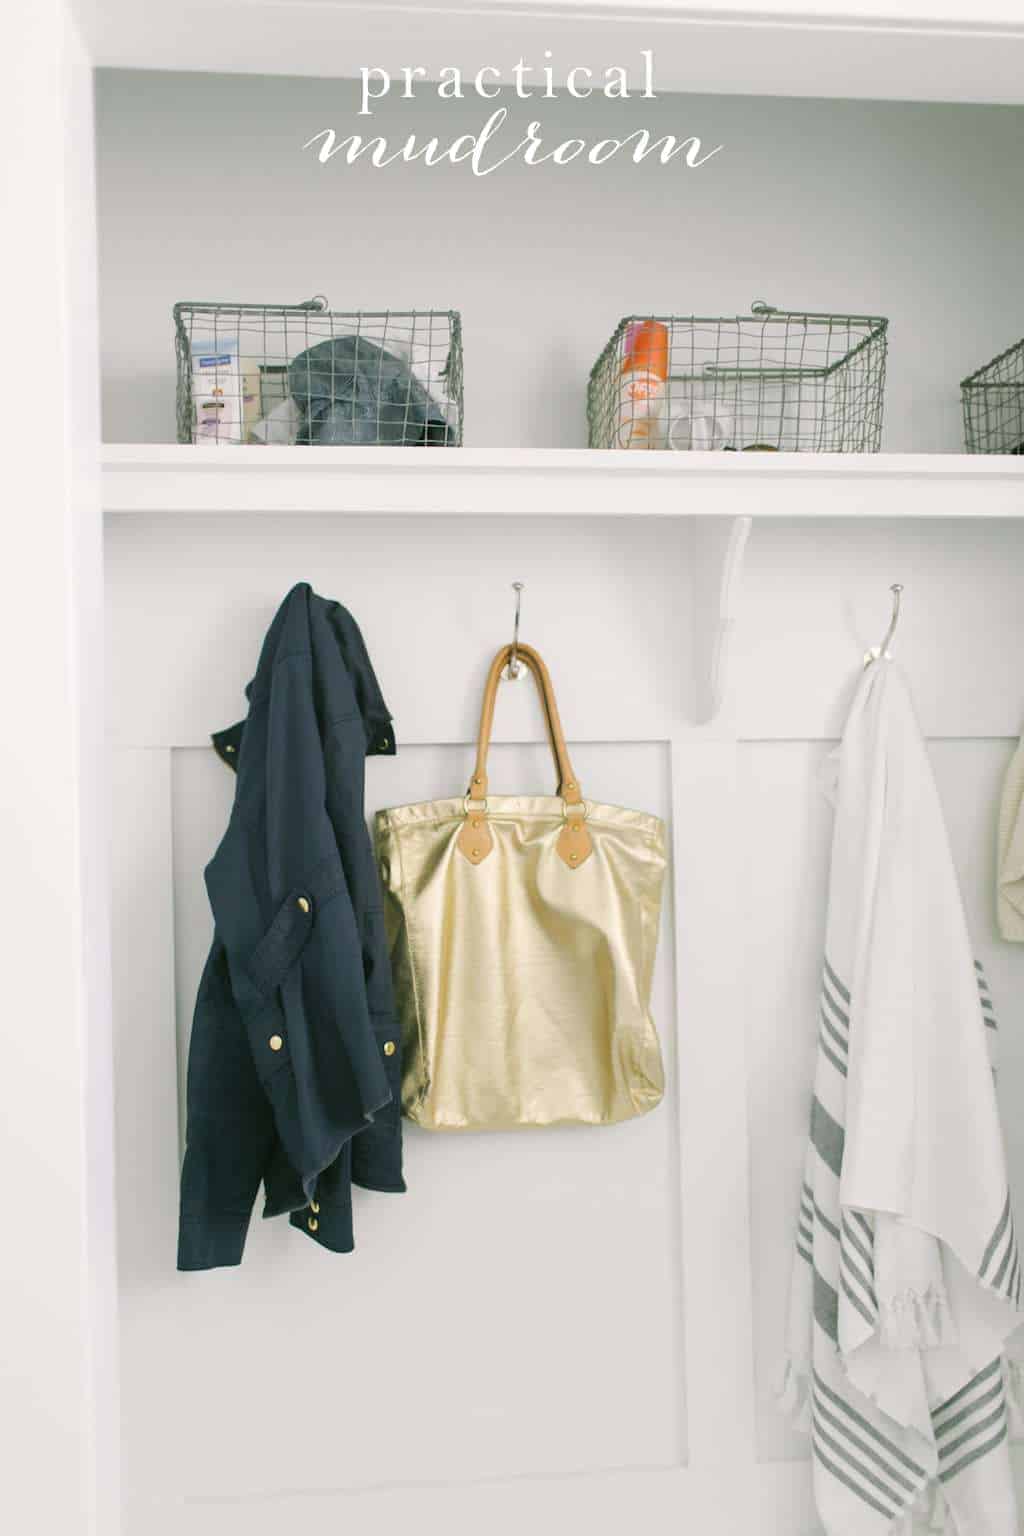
(569, 852), (578, 863)
(472, 819), (481, 829)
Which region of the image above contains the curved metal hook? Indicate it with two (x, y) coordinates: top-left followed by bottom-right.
(864, 583), (904, 667)
(506, 583), (525, 680)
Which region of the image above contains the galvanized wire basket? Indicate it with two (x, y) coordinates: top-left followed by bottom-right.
(961, 338), (1024, 454)
(587, 301), (888, 453)
(174, 297), (463, 446)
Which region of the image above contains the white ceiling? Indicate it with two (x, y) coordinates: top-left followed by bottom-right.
(75, 1), (1024, 104)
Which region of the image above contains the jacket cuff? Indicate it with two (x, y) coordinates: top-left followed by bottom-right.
(262, 1147), (306, 1217)
(364, 712), (395, 757)
(211, 720), (245, 771)
(177, 1214), (251, 1271)
(289, 1207), (354, 1253)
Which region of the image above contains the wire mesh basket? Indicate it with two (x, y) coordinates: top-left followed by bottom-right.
(587, 300), (888, 453)
(173, 297), (463, 446)
(961, 338), (1024, 454)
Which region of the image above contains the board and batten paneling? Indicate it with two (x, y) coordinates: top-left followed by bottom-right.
(106, 505), (767, 1534)
(107, 507), (1024, 1533)
(125, 743), (683, 1496)
(105, 512), (699, 745)
(727, 518), (1024, 740)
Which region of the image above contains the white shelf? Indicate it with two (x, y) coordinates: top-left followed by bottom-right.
(102, 445), (1024, 520)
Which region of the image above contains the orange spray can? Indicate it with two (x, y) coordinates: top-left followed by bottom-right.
(617, 319), (669, 449)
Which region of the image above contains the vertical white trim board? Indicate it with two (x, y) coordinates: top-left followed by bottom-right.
(0, 5), (117, 1534)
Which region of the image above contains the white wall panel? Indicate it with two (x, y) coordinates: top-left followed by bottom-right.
(740, 739), (833, 1466)
(107, 510), (1024, 1530)
(114, 739), (684, 1515)
(106, 513), (697, 745)
(729, 518), (1024, 740)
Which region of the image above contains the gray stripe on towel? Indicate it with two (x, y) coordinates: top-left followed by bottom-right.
(840, 1273), (876, 1329)
(813, 1391), (917, 1496)
(940, 1404), (1006, 1464)
(979, 1197), (1011, 1280)
(933, 1359), (1001, 1426)
(841, 1215), (875, 1275)
(936, 1386), (1005, 1448)
(812, 1436), (898, 1519)
(813, 1371), (926, 1477)
(813, 1421), (905, 1513)
(819, 1032), (848, 1080)
(821, 984), (850, 1032)
(849, 1211), (873, 1242)
(820, 1008), (848, 1056)
(813, 1197), (839, 1244)
(813, 1269), (839, 1342)
(811, 1097), (845, 1177)
(824, 958), (851, 1005)
(993, 1221), (1016, 1291)
(839, 1247), (877, 1314)
(940, 1424), (1008, 1485)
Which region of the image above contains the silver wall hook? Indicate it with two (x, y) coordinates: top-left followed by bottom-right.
(506, 582), (525, 680)
(864, 583), (904, 667)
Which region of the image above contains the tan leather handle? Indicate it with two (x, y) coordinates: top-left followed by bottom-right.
(466, 643), (583, 806)
(458, 643), (591, 869)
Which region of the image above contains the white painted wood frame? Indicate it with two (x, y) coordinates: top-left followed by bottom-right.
(7, 3), (1024, 1533)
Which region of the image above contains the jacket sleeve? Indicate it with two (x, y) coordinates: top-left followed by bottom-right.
(177, 941), (278, 1270)
(205, 644), (391, 1191)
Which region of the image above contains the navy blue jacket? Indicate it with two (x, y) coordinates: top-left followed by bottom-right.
(177, 585), (403, 1270)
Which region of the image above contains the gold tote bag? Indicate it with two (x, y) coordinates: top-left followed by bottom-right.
(374, 642), (667, 1131)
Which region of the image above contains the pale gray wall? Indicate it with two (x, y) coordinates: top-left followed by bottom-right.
(95, 71), (1024, 449)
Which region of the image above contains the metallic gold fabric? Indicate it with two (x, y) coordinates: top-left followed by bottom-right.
(375, 795), (667, 1130)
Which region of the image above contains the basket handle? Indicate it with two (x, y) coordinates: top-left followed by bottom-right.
(457, 644), (591, 870)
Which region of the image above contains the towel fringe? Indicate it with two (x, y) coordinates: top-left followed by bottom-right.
(909, 1479), (949, 1533)
(878, 1286), (955, 1350)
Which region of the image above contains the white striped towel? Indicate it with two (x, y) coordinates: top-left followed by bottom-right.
(782, 660), (1023, 1534)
